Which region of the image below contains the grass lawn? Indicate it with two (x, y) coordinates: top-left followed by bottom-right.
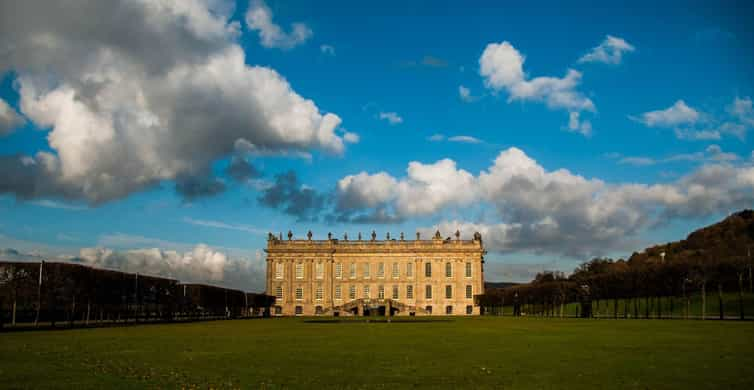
(1, 316), (753, 389)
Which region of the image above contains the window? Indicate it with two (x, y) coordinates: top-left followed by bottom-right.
(295, 306), (303, 315)
(349, 285), (356, 300)
(295, 287), (303, 300)
(466, 285), (473, 299)
(364, 285), (371, 299)
(445, 285), (452, 299)
(392, 285), (399, 299)
(446, 262), (452, 278)
(465, 262), (472, 278)
(378, 285), (385, 299)
(349, 263), (356, 279)
(275, 285), (283, 300)
(392, 263), (399, 278)
(363, 263), (370, 279)
(406, 285), (414, 299)
(275, 263), (284, 279)
(315, 262), (324, 280)
(295, 263), (304, 279)
(466, 305), (473, 315)
(315, 285), (323, 301)
(335, 263), (343, 279)
(377, 262), (385, 278)
(425, 285), (432, 299)
(315, 306), (323, 315)
(274, 306), (282, 315)
(335, 285), (342, 299)
(446, 305), (453, 314)
(406, 262), (413, 278)
(425, 262), (432, 277)
(425, 305), (432, 314)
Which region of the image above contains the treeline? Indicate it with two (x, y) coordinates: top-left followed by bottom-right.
(477, 209), (754, 320)
(0, 261), (275, 329)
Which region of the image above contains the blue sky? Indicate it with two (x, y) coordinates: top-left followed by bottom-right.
(0, 0), (752, 290)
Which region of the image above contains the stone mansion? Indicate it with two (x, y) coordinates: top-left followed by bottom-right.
(265, 230), (485, 316)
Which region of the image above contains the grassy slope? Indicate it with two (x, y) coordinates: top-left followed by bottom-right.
(1, 317), (753, 389)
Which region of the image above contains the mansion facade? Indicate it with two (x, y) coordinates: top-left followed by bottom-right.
(265, 230), (485, 316)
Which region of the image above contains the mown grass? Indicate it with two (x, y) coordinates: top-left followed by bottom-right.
(1, 316), (753, 389)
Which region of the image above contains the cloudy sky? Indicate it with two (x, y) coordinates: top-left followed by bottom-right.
(0, 0), (753, 291)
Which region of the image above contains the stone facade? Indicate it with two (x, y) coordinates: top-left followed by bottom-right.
(265, 230), (485, 316)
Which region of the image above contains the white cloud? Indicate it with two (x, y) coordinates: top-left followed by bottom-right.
(320, 44), (335, 56)
(458, 85), (474, 102)
(728, 96), (754, 127)
(479, 40), (595, 135)
(78, 244), (266, 291)
(183, 217), (267, 235)
(343, 131), (360, 143)
(0, 0), (350, 203)
(428, 134), (445, 142)
(0, 98), (24, 136)
(632, 100), (700, 128)
(674, 128), (721, 141)
(245, 0), (312, 49)
(619, 156), (656, 166)
(567, 111), (593, 136)
(337, 147), (754, 257)
(578, 35), (635, 65)
(448, 135), (482, 144)
(379, 111), (403, 125)
(29, 199), (87, 211)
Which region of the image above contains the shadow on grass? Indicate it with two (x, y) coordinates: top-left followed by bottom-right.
(303, 318), (454, 324)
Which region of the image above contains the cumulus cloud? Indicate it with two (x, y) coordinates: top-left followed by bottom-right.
(479, 40), (595, 135)
(338, 147), (754, 257)
(226, 157), (261, 182)
(578, 35), (635, 65)
(632, 100), (700, 127)
(245, 0), (312, 49)
(0, 0), (351, 204)
(635, 97), (751, 141)
(567, 111), (593, 136)
(258, 171), (326, 221)
(78, 244), (266, 291)
(335, 158), (476, 219)
(379, 111), (403, 125)
(0, 98), (24, 136)
(729, 96), (754, 127)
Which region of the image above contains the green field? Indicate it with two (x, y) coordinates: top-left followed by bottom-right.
(1, 317), (753, 389)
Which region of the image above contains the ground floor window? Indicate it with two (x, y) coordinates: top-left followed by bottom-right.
(274, 306), (282, 315)
(466, 305), (473, 314)
(446, 305), (453, 314)
(295, 306), (303, 315)
(392, 285), (399, 299)
(315, 306), (323, 315)
(378, 285), (385, 299)
(425, 305), (432, 314)
(349, 285), (356, 299)
(406, 285), (414, 299)
(335, 285), (342, 299)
